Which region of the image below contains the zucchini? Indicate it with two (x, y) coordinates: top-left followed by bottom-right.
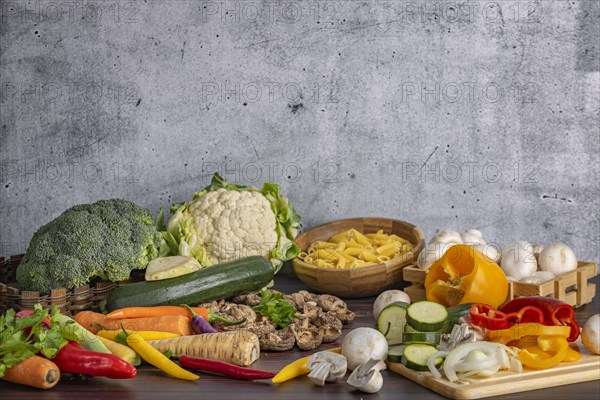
(402, 331), (441, 345)
(407, 301), (448, 332)
(377, 301), (409, 344)
(404, 324), (418, 333)
(106, 256), (274, 310)
(441, 303), (472, 333)
(401, 344), (443, 372)
(387, 345), (405, 363)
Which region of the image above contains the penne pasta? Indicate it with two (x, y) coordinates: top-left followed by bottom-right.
(297, 228), (414, 269)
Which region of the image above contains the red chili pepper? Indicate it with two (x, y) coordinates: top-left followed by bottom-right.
(51, 342), (137, 379)
(179, 355), (275, 380)
(499, 297), (580, 342)
(469, 304), (511, 330)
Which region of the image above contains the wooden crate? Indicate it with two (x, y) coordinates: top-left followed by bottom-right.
(402, 261), (598, 308)
(0, 254), (134, 315)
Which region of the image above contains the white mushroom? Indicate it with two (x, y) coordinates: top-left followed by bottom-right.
(471, 243), (501, 263)
(519, 271), (555, 284)
(581, 314), (600, 355)
(341, 327), (388, 371)
(417, 241), (460, 271)
(461, 229), (486, 245)
(372, 290), (411, 319)
(428, 230), (463, 245)
(538, 243), (578, 275)
(500, 241), (537, 281)
(307, 351), (348, 386)
(346, 358), (385, 393)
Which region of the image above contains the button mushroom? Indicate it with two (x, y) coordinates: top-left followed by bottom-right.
(429, 230), (463, 245)
(471, 243), (501, 263)
(346, 358), (385, 393)
(306, 351), (348, 386)
(461, 229), (486, 245)
(500, 241), (537, 281)
(341, 327), (388, 371)
(538, 242), (578, 275)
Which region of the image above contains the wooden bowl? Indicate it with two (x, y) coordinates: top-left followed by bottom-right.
(292, 217), (425, 298)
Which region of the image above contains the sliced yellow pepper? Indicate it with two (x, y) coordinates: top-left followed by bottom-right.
(518, 335), (569, 370)
(126, 332), (199, 381)
(487, 323), (570, 345)
(424, 245), (508, 308)
(272, 347), (341, 383)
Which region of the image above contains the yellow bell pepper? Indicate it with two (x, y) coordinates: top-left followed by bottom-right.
(126, 332), (199, 381)
(487, 323), (571, 345)
(518, 335), (569, 370)
(272, 347), (341, 383)
(425, 244), (508, 308)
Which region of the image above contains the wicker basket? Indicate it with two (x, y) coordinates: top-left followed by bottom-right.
(0, 254), (135, 315)
(402, 261), (598, 308)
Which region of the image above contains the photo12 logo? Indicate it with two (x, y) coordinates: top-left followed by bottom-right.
(202, 161), (340, 184)
(200, 81), (339, 104)
(0, 1), (140, 24)
(1, 81), (140, 105)
(400, 81), (540, 104)
(400, 161), (539, 184)
(198, 1), (340, 24)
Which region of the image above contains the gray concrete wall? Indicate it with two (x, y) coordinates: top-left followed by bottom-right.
(1, 0), (599, 261)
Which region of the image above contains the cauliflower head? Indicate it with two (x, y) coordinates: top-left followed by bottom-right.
(160, 174), (301, 272)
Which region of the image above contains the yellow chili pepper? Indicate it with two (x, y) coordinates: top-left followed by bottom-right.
(424, 244), (508, 308)
(487, 323), (571, 345)
(518, 335), (569, 370)
(98, 329), (180, 342)
(126, 332), (199, 380)
(272, 347), (341, 383)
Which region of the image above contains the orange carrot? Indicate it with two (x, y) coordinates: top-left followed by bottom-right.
(74, 311), (193, 336)
(107, 306), (210, 320)
(1, 356), (60, 389)
(73, 311), (109, 334)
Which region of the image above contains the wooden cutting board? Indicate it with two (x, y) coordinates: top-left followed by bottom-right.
(388, 352), (600, 400)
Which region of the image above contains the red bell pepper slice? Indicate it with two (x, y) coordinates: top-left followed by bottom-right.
(499, 297), (580, 342)
(470, 304), (511, 330)
(505, 305), (544, 325)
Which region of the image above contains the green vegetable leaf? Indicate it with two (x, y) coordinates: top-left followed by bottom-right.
(252, 290), (297, 328)
(0, 305), (72, 378)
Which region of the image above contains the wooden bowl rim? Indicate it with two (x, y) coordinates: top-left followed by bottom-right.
(292, 217), (426, 275)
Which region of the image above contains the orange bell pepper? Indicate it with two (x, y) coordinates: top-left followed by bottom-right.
(424, 244), (508, 308)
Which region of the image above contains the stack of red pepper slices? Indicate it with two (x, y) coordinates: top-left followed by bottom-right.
(469, 296), (580, 342)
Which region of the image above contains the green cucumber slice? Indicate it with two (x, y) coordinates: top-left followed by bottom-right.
(402, 331), (441, 345)
(407, 301), (448, 332)
(377, 301), (409, 344)
(401, 344), (443, 372)
(387, 345), (406, 363)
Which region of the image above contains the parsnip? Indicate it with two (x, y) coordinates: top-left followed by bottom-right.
(147, 331), (260, 366)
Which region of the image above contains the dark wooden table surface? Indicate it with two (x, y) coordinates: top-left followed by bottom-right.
(2, 271), (599, 400)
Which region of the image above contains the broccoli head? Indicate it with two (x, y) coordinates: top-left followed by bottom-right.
(16, 199), (165, 294)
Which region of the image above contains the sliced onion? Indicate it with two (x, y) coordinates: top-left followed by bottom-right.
(427, 351), (449, 379)
(453, 357), (499, 373)
(509, 357), (523, 373)
(443, 342), (500, 382)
